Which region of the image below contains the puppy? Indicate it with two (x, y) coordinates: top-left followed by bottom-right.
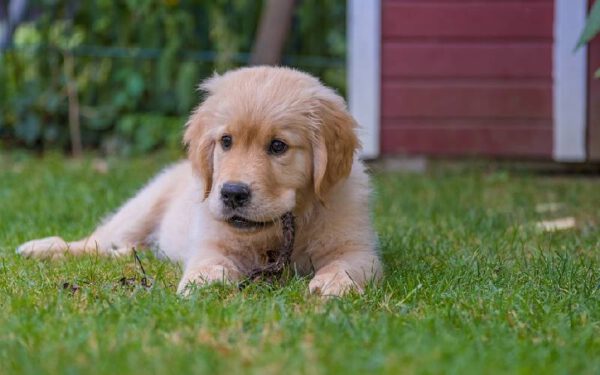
(17, 66), (382, 296)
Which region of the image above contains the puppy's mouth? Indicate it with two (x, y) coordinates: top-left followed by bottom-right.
(226, 215), (274, 230)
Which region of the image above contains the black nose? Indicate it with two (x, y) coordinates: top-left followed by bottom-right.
(220, 182), (251, 208)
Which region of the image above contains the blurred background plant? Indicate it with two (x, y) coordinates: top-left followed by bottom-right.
(0, 0), (346, 155)
(579, 0), (600, 77)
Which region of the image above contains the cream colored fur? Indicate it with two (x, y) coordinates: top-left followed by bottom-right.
(17, 66), (382, 297)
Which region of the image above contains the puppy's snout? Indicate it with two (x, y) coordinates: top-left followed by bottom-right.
(220, 182), (251, 209)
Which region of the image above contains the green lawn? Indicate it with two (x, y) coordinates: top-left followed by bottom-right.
(0, 152), (599, 375)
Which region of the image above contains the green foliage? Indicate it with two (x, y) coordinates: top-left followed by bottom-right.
(577, 0), (600, 49)
(0, 0), (346, 153)
(578, 1), (600, 77)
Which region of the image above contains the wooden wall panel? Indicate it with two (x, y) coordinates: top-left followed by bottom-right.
(382, 2), (554, 39)
(382, 43), (552, 79)
(382, 83), (552, 119)
(380, 0), (554, 158)
(381, 125), (552, 158)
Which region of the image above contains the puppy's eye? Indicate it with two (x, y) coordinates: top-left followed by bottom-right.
(268, 139), (288, 155)
(220, 135), (232, 150)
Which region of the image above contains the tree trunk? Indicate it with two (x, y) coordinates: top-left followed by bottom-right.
(249, 0), (296, 66)
(64, 52), (83, 157)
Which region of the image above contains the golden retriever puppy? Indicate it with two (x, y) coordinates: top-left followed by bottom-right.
(17, 66), (382, 296)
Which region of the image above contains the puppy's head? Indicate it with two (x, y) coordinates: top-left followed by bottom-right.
(184, 67), (359, 232)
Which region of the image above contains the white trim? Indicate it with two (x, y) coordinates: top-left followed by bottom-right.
(553, 0), (588, 162)
(348, 0), (380, 159)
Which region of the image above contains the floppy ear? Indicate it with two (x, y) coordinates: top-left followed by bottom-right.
(312, 92), (360, 203)
(184, 107), (215, 200)
(183, 73), (222, 200)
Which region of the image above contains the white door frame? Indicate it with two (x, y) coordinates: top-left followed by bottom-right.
(553, 0), (588, 162)
(348, 0), (381, 159)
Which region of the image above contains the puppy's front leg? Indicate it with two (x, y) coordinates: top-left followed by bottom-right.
(177, 248), (242, 295)
(308, 247), (382, 297)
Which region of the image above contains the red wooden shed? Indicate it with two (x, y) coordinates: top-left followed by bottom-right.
(348, 0), (600, 162)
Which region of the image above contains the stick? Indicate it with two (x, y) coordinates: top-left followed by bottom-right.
(239, 212), (295, 288)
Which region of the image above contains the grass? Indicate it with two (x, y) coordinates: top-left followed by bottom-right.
(0, 151), (599, 374)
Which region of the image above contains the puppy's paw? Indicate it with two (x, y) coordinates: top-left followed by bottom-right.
(16, 237), (69, 259)
(177, 264), (241, 296)
(309, 270), (362, 297)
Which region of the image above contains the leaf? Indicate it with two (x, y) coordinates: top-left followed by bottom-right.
(134, 115), (162, 153)
(577, 1), (600, 50)
(15, 113), (41, 145)
(125, 73), (145, 99)
(596, 68), (600, 78)
(13, 23), (42, 47)
(116, 115), (136, 136)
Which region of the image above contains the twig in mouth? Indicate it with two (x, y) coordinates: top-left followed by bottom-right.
(239, 212), (296, 289)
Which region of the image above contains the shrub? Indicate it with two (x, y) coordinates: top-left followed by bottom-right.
(578, 0), (600, 78)
(0, 0), (346, 154)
